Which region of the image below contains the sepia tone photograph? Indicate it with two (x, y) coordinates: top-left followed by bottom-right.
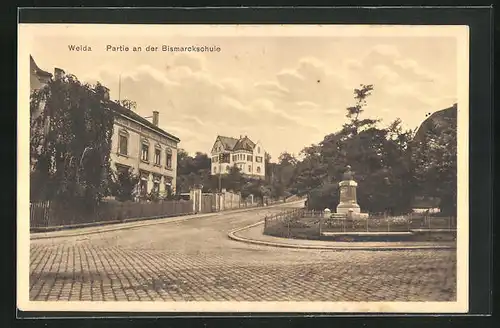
(18, 24), (469, 313)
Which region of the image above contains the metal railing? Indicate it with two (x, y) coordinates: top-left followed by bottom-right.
(263, 209), (456, 238)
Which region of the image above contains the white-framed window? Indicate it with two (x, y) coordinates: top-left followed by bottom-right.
(164, 176), (173, 195)
(226, 165), (230, 172)
(154, 148), (161, 165)
(247, 155), (252, 161)
(255, 156), (263, 163)
(258, 147), (261, 153)
(139, 171), (149, 196)
(166, 149), (173, 169)
(256, 166), (261, 173)
(118, 129), (129, 155)
(153, 181), (160, 194)
(248, 165), (252, 172)
(141, 139), (149, 162)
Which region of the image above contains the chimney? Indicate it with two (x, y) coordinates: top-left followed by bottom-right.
(54, 68), (65, 80)
(152, 111), (159, 126)
(101, 86), (110, 101)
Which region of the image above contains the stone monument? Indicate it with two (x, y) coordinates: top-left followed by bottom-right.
(336, 165), (361, 215)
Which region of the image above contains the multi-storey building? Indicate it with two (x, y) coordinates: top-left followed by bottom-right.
(210, 135), (265, 179)
(29, 55), (180, 198)
(108, 102), (180, 197)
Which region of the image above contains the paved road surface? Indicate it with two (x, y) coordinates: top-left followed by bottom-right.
(30, 203), (456, 302)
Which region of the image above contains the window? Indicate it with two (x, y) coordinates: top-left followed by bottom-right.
(256, 167), (261, 173)
(154, 148), (161, 165)
(213, 156), (218, 163)
(116, 164), (130, 175)
(140, 180), (148, 196)
(214, 166), (217, 173)
(139, 173), (148, 196)
(165, 183), (172, 196)
(256, 156), (263, 163)
(248, 165), (252, 172)
(166, 150), (172, 169)
(247, 155), (253, 162)
(232, 155), (236, 162)
(258, 147), (261, 153)
(226, 165), (230, 172)
(141, 142), (149, 162)
(118, 131), (128, 155)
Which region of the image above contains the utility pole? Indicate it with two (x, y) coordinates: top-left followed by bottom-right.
(219, 153), (223, 192)
(118, 74), (122, 104)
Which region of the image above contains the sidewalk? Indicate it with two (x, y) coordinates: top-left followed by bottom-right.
(228, 222), (456, 251)
(31, 200), (304, 240)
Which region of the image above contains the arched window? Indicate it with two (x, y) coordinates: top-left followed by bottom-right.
(256, 167), (261, 173)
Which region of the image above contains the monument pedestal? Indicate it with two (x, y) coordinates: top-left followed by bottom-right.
(336, 165), (367, 219)
(336, 180), (361, 214)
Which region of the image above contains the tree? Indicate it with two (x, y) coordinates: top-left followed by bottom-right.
(110, 169), (140, 202)
(176, 149), (215, 193)
(120, 99), (137, 110)
(222, 165), (244, 192)
(292, 144), (327, 196)
(411, 115), (457, 216)
(303, 84), (415, 215)
(30, 73), (115, 210)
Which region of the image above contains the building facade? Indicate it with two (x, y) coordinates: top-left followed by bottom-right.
(109, 104), (180, 197)
(29, 56), (180, 197)
(210, 135), (265, 179)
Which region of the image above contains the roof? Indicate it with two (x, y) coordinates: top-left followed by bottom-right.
(106, 100), (180, 143)
(233, 136), (256, 151)
(30, 55), (52, 77)
(217, 136), (240, 150)
(29, 55), (179, 143)
(217, 135), (257, 151)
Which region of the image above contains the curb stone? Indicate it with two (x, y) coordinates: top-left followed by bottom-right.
(228, 222), (456, 251)
(31, 200), (305, 240)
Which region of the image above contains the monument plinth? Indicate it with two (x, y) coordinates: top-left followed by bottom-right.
(336, 165), (361, 215)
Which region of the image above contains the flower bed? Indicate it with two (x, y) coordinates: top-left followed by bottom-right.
(263, 211), (456, 242)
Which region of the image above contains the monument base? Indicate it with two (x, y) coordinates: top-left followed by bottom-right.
(336, 203), (361, 214)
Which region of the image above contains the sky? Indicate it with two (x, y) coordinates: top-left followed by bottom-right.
(28, 27), (458, 160)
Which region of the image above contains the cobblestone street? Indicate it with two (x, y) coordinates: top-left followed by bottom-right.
(30, 204), (456, 302)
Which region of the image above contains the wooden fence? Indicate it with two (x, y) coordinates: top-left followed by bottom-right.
(30, 199), (194, 229)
